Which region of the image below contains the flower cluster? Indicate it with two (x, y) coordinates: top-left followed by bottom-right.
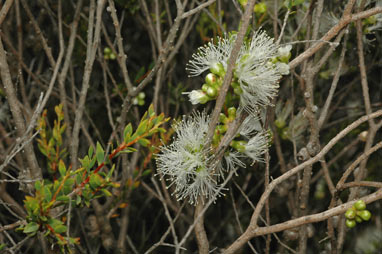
(155, 112), (223, 205)
(156, 112), (269, 205)
(156, 30), (289, 205)
(185, 30), (291, 112)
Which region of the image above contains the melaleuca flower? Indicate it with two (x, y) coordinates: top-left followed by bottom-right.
(243, 131), (269, 164)
(186, 30), (288, 110)
(218, 151), (246, 176)
(155, 112), (223, 205)
(186, 36), (234, 77)
(235, 30), (285, 111)
(238, 115), (262, 138)
(184, 90), (209, 105)
(278, 45), (292, 62)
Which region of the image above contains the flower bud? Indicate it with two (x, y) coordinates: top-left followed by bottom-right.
(219, 113), (228, 124)
(205, 73), (217, 86)
(345, 209), (356, 220)
(231, 140), (247, 153)
(206, 86), (218, 98)
(202, 84), (209, 93)
(358, 131), (368, 142)
(274, 118), (286, 129)
(216, 124), (227, 134)
(358, 210), (371, 221)
(254, 2), (267, 14)
(187, 90), (209, 104)
(278, 45), (292, 63)
(354, 200), (366, 211)
(228, 107), (236, 119)
(210, 62), (225, 77)
(234, 87), (243, 95)
(346, 219), (356, 228)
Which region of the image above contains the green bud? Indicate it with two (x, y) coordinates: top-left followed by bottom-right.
(206, 86), (217, 98)
(198, 94), (210, 104)
(238, 0), (247, 7)
(358, 210), (371, 221)
(216, 124), (227, 134)
(234, 87), (243, 95)
(109, 53), (116, 60)
(354, 200), (366, 211)
(279, 53), (292, 63)
(280, 127), (289, 140)
(202, 84), (209, 93)
(231, 81), (240, 89)
(346, 219), (356, 228)
(231, 140), (247, 153)
(254, 2), (267, 14)
(210, 62), (225, 77)
(104, 47), (111, 54)
(227, 107), (236, 119)
(345, 209), (356, 220)
(355, 216), (363, 223)
(274, 119), (286, 129)
(219, 113), (228, 124)
(205, 73), (217, 86)
(213, 130), (221, 145)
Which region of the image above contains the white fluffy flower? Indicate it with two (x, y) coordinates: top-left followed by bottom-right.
(278, 45), (292, 59)
(243, 131), (269, 164)
(186, 36), (234, 77)
(156, 112), (223, 205)
(184, 90), (209, 105)
(186, 30), (287, 112)
(235, 30), (283, 111)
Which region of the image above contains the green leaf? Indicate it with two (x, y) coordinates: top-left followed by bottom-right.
(76, 195), (81, 205)
(142, 169), (152, 177)
(88, 145), (94, 158)
(138, 138), (151, 147)
(135, 119), (148, 137)
(56, 195), (69, 202)
(23, 222), (39, 234)
(63, 178), (75, 194)
(42, 185), (52, 203)
(76, 173), (83, 185)
(89, 174), (102, 189)
(48, 218), (67, 234)
(58, 160), (66, 177)
(96, 142), (105, 166)
(79, 156), (90, 171)
(101, 189), (112, 197)
(106, 164), (116, 180)
(123, 123), (133, 143)
(148, 104), (155, 117)
(35, 180), (42, 191)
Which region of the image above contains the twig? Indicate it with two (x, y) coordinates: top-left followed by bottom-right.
(289, 6), (382, 69)
(222, 110), (382, 253)
(223, 188), (382, 253)
(206, 0), (257, 142)
(181, 0), (216, 19)
(0, 0), (14, 26)
(336, 141), (382, 190)
(70, 0), (106, 170)
(318, 30), (349, 129)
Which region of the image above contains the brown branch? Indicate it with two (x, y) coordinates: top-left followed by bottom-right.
(206, 0), (257, 142)
(222, 110), (382, 253)
(0, 0), (14, 26)
(289, 6), (382, 70)
(70, 0), (106, 170)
